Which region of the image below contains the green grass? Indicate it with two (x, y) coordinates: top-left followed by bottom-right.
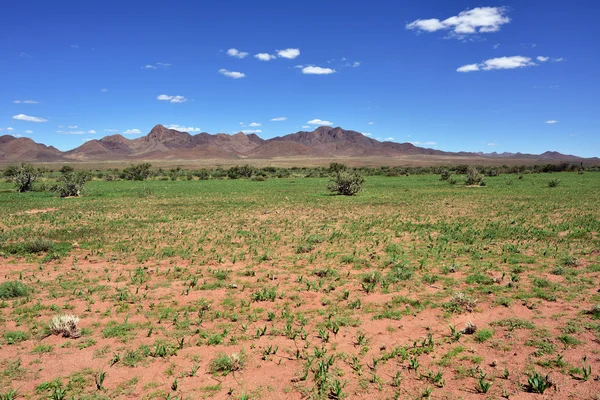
(0, 281), (31, 299)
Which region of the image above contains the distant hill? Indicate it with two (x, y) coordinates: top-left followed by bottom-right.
(1, 125), (596, 164)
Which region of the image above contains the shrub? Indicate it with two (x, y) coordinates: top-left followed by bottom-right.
(327, 171), (364, 196)
(440, 169), (451, 181)
(227, 165), (256, 179)
(3, 163), (40, 192)
(465, 167), (485, 186)
(121, 163), (152, 181)
(548, 179), (560, 187)
(52, 171), (89, 197)
(209, 352), (246, 375)
(49, 314), (81, 338)
(0, 281), (31, 299)
(329, 162), (348, 173)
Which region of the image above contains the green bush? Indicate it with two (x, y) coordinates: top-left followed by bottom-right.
(327, 171), (365, 196)
(465, 167), (485, 186)
(52, 171), (89, 197)
(548, 179), (561, 187)
(3, 163), (40, 192)
(121, 163), (152, 181)
(0, 281), (31, 299)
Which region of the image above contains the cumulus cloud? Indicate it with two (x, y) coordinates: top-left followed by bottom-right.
(88, 130), (96, 134)
(545, 120), (559, 124)
(248, 122), (261, 127)
(227, 48), (248, 59)
(383, 137), (395, 141)
(488, 142), (497, 146)
(368, 122), (375, 125)
(13, 100), (38, 104)
(12, 114), (47, 122)
(25, 130), (33, 134)
(270, 117), (287, 121)
(7, 127), (14, 131)
(68, 125), (78, 129)
(123, 129), (142, 135)
(457, 56), (536, 72)
(255, 53), (276, 61)
(406, 7), (510, 36)
(363, 132), (372, 137)
(537, 56), (549, 62)
(218, 69), (246, 78)
(167, 124), (201, 132)
(241, 129), (262, 134)
(307, 119), (333, 126)
(157, 94), (188, 103)
(302, 125), (310, 129)
(276, 48), (300, 59)
(352, 61), (361, 67)
(302, 66), (336, 75)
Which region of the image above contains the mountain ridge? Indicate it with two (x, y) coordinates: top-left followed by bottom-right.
(0, 125), (596, 163)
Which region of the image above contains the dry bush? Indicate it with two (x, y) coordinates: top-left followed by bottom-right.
(49, 314), (81, 338)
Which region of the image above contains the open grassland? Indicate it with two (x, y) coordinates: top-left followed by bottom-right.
(0, 172), (599, 399)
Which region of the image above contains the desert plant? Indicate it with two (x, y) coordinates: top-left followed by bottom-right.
(465, 167), (485, 186)
(52, 170), (89, 197)
(209, 352), (246, 376)
(121, 163), (152, 181)
(440, 169), (451, 181)
(327, 171), (364, 196)
(548, 178), (561, 187)
(527, 371), (552, 394)
(49, 314), (81, 338)
(0, 281), (31, 299)
(3, 163), (40, 192)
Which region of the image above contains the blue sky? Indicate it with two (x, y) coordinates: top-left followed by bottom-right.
(1, 0), (599, 157)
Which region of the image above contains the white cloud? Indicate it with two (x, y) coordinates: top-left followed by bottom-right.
(363, 132), (372, 137)
(100, 88), (108, 92)
(7, 127), (14, 131)
(248, 122), (261, 127)
(15, 134), (23, 138)
(270, 117), (287, 121)
(302, 125), (310, 129)
(227, 48), (248, 59)
(88, 130), (96, 134)
(493, 43), (500, 49)
(167, 124), (201, 132)
(406, 7), (510, 36)
(12, 114), (47, 122)
(307, 119), (333, 126)
(58, 130), (87, 135)
(410, 141), (437, 146)
(13, 100), (38, 104)
(353, 61), (361, 68)
(276, 48), (300, 59)
(488, 142), (497, 146)
(368, 122), (375, 125)
(104, 129), (118, 132)
(553, 57), (565, 62)
(457, 63), (480, 72)
(82, 138), (93, 142)
(143, 63), (171, 69)
(302, 66), (336, 75)
(537, 56), (549, 62)
(25, 130), (33, 134)
(241, 129), (262, 134)
(383, 137), (395, 141)
(255, 53), (276, 61)
(545, 120), (558, 124)
(457, 56), (536, 72)
(123, 129), (142, 135)
(157, 94), (188, 103)
(218, 69), (246, 78)
(68, 125), (78, 129)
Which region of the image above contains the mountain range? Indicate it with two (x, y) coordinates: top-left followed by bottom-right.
(0, 124), (595, 164)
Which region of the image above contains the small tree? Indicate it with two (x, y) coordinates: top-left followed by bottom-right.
(121, 163), (152, 181)
(53, 170), (89, 197)
(3, 163), (40, 192)
(440, 169), (451, 181)
(328, 171), (365, 196)
(329, 162), (348, 174)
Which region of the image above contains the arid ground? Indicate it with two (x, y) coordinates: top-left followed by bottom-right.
(0, 172), (599, 399)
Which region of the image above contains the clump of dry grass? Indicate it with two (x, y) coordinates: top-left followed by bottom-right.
(49, 314), (81, 338)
